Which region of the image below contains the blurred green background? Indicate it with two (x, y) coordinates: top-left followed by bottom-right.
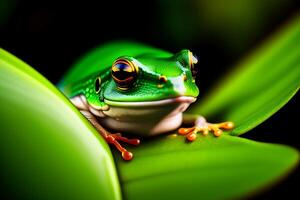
(1, 0), (299, 90)
(0, 0), (299, 199)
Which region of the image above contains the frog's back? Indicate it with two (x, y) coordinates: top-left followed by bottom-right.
(58, 41), (171, 89)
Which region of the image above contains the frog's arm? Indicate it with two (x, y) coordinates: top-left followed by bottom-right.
(59, 69), (140, 161)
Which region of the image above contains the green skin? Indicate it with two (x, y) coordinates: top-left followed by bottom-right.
(59, 41), (199, 107)
(58, 41), (233, 160)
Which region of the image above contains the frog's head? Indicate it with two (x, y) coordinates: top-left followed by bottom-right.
(101, 50), (200, 135)
(103, 49), (199, 105)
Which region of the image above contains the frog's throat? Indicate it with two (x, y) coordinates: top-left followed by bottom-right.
(103, 96), (196, 107)
(101, 96), (197, 136)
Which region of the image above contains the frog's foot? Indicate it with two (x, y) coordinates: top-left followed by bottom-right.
(105, 133), (140, 161)
(178, 117), (234, 141)
(79, 110), (140, 161)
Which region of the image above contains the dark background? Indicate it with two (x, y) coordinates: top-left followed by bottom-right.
(0, 0), (299, 199)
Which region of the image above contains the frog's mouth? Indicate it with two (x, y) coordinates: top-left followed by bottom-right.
(101, 96), (197, 136)
(103, 96), (196, 107)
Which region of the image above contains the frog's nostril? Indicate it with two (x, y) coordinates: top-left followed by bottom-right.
(157, 75), (168, 88)
(159, 75), (168, 83)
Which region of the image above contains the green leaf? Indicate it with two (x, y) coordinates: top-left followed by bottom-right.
(190, 15), (300, 135)
(115, 134), (299, 200)
(0, 49), (121, 200)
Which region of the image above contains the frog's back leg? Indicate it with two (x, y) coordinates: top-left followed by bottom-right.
(69, 93), (140, 161)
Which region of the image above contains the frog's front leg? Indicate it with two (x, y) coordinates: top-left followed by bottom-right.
(178, 114), (234, 141)
(71, 95), (140, 160)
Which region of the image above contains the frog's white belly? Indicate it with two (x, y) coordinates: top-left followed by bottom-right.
(70, 95), (196, 136)
(101, 97), (196, 136)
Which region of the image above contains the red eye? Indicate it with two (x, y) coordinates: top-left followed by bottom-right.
(111, 58), (138, 90)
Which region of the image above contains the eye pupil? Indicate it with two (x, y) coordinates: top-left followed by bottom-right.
(113, 63), (133, 80)
(113, 70), (133, 81)
(111, 59), (138, 90)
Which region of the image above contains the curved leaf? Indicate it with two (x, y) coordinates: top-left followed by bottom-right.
(0, 49), (121, 200)
(190, 15), (300, 135)
(115, 134), (299, 200)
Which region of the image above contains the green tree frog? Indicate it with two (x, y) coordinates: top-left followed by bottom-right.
(58, 41), (234, 160)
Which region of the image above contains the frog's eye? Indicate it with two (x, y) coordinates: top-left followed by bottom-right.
(188, 51), (198, 79)
(111, 58), (138, 90)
